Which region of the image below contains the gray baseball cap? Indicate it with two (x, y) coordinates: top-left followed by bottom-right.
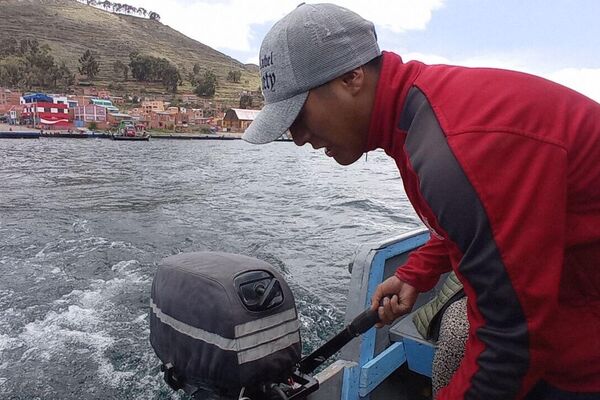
(242, 3), (380, 144)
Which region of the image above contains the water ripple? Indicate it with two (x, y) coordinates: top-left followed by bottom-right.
(0, 138), (420, 398)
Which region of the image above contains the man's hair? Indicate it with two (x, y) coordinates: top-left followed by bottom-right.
(365, 55), (382, 71)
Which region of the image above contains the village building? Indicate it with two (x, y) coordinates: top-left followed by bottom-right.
(128, 107), (143, 118)
(68, 95), (90, 108)
(149, 110), (177, 130)
(188, 108), (211, 126)
(110, 96), (125, 105)
(90, 98), (119, 114)
(81, 86), (99, 96)
(50, 95), (69, 106)
(144, 106), (192, 130)
(73, 104), (108, 129)
(222, 108), (260, 132)
(141, 100), (165, 114)
(67, 98), (79, 109)
(20, 93), (73, 129)
(0, 88), (23, 119)
(96, 90), (111, 99)
(106, 112), (133, 129)
(0, 88), (22, 107)
(180, 94), (200, 103)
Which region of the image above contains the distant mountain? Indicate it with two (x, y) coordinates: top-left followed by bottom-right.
(0, 0), (261, 105)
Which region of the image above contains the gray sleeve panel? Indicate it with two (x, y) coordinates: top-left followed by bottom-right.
(400, 87), (530, 399)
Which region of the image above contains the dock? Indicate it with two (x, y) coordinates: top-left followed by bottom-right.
(0, 131), (40, 139)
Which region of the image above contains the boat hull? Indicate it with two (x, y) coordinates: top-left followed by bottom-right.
(111, 135), (150, 141)
(0, 131), (40, 139)
(305, 228), (440, 400)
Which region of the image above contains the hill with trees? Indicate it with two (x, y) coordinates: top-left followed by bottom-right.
(0, 0), (261, 107)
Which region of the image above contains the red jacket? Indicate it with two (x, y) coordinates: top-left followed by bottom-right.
(366, 51), (600, 399)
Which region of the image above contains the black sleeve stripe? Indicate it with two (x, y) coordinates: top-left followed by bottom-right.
(400, 87), (530, 400)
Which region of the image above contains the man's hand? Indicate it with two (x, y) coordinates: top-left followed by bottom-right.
(371, 275), (418, 327)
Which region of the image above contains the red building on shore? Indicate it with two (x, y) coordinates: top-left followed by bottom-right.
(20, 93), (73, 129)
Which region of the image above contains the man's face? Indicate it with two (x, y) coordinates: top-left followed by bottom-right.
(289, 80), (368, 166)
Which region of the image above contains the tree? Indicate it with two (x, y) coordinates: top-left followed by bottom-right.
(78, 49), (99, 80)
(194, 70), (217, 97)
(149, 11), (161, 21)
(193, 63), (201, 75)
(0, 39), (69, 89)
(0, 38), (18, 57)
(227, 70), (242, 83)
(5, 40), (73, 90)
(113, 60), (129, 80)
(0, 56), (26, 87)
(100, 0), (112, 11)
(23, 42), (57, 88)
(19, 39), (40, 57)
(162, 65), (181, 93)
(239, 93), (253, 109)
(52, 62), (75, 90)
(128, 52), (181, 91)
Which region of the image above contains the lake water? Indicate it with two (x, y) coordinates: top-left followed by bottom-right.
(0, 138), (420, 399)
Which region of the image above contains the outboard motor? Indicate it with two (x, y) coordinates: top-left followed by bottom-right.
(149, 252), (310, 399)
(150, 252), (378, 399)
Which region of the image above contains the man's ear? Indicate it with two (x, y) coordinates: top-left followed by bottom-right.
(338, 66), (365, 95)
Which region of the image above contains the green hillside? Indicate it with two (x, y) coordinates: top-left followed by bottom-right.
(0, 0), (262, 106)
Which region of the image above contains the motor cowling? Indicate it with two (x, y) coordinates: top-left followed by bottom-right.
(150, 252), (302, 397)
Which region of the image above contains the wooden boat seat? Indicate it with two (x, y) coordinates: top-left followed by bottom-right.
(389, 311), (436, 346)
(387, 310), (436, 378)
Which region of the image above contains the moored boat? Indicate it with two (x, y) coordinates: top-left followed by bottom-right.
(111, 120), (149, 141)
(0, 131), (40, 139)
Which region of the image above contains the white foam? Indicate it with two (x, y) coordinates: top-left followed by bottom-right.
(133, 313), (147, 323)
(111, 259), (140, 274)
(36, 236), (122, 259)
(72, 219), (90, 234)
(35, 242), (52, 258)
(0, 258), (152, 389)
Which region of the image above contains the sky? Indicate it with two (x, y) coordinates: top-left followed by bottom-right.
(123, 0), (600, 102)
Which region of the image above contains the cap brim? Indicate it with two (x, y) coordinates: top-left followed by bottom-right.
(242, 91), (308, 144)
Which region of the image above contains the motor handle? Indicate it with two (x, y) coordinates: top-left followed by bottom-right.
(348, 294), (397, 336)
(348, 308), (380, 336)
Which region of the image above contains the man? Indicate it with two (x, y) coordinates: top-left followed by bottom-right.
(242, 3), (600, 399)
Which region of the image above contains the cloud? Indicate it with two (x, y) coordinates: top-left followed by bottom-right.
(400, 51), (600, 103)
(246, 55), (260, 65)
(327, 0), (445, 33)
(400, 50), (533, 71)
(117, 0), (600, 103)
(121, 0), (445, 52)
(544, 68), (600, 104)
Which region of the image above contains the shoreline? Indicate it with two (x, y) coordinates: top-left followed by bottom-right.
(0, 123), (246, 140)
(0, 124), (293, 141)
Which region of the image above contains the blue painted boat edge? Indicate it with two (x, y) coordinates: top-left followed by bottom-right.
(404, 338), (435, 378)
(341, 230), (430, 399)
(359, 341), (407, 397)
(341, 364), (360, 400)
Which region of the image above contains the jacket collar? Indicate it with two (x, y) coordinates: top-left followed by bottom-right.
(366, 51), (424, 155)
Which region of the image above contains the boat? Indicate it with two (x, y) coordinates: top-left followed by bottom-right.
(150, 133), (238, 140)
(0, 130), (40, 139)
(111, 120), (149, 141)
(305, 227), (436, 400)
(40, 128), (110, 139)
(150, 227), (440, 399)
